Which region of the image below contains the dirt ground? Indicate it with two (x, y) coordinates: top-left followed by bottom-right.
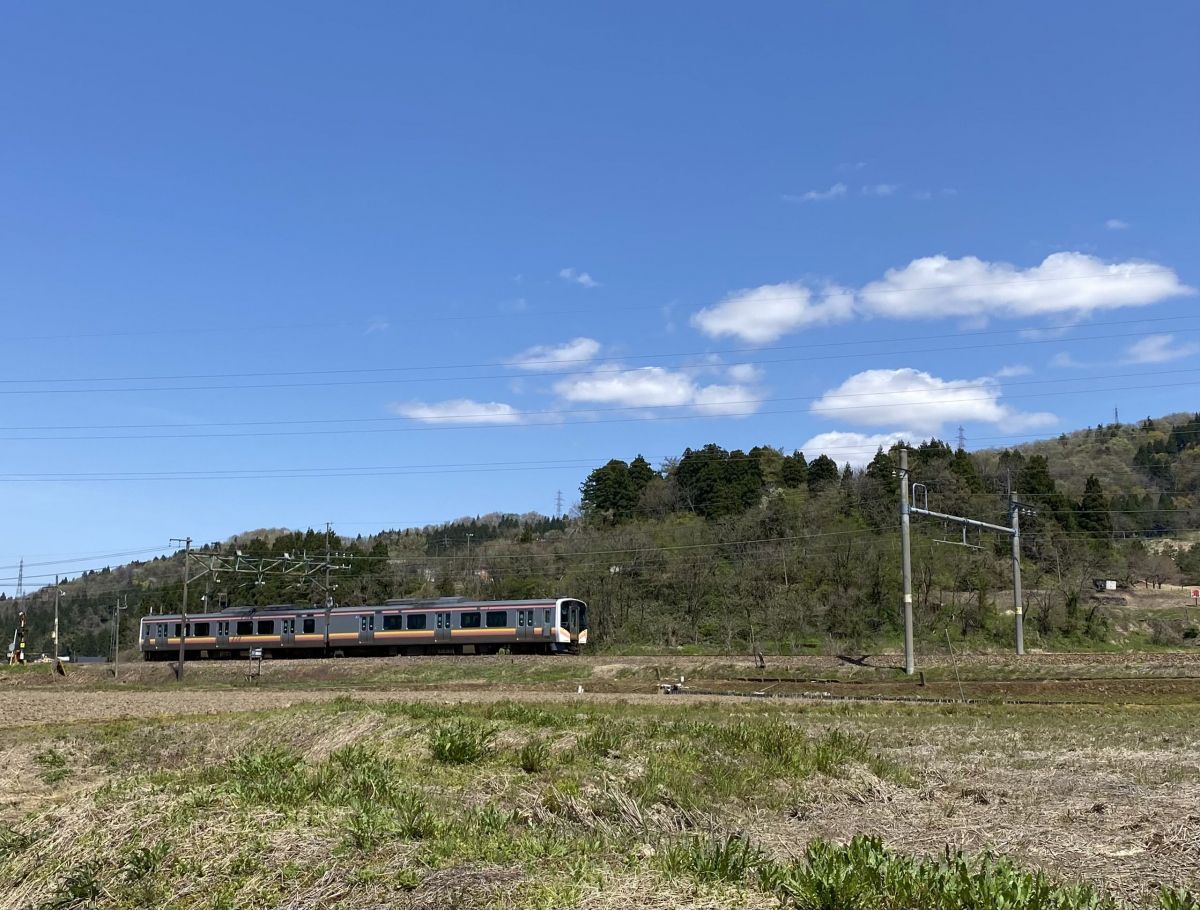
(2, 651), (1199, 906)
(5, 650), (1200, 726)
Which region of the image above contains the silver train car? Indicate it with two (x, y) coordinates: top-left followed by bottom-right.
(139, 596), (588, 660)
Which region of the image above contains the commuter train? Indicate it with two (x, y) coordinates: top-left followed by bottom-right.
(139, 596), (588, 660)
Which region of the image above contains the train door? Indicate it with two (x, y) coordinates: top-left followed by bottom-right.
(434, 611), (452, 643)
(358, 613), (375, 646)
(516, 608), (535, 642)
(540, 606), (553, 642)
(154, 621), (168, 649)
(216, 620), (230, 649)
(280, 617), (296, 647)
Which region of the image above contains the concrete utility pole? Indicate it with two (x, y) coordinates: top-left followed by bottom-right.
(1011, 494), (1024, 656)
(112, 596), (127, 679)
(170, 537), (192, 679)
(899, 449), (915, 675)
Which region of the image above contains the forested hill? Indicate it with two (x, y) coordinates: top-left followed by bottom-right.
(6, 413), (1200, 659)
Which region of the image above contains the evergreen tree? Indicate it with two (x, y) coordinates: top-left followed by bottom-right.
(1076, 475), (1112, 539)
(807, 454), (839, 491)
(780, 450), (808, 488)
(580, 460), (636, 522)
(628, 455), (655, 496)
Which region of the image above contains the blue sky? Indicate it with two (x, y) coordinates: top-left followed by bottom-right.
(1, 2), (1197, 590)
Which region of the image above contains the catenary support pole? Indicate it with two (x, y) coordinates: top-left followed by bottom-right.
(113, 597), (121, 680)
(899, 448), (915, 675)
(170, 536), (192, 679)
(53, 575), (60, 662)
(1011, 494), (1024, 656)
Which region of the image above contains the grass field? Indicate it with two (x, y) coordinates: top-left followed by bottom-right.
(2, 653), (1198, 909)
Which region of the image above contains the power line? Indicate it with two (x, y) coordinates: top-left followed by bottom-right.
(4, 312), (1198, 387)
(4, 268), (1184, 344)
(5, 362), (1198, 433)
(1, 325), (1196, 398)
(2, 375), (1199, 442)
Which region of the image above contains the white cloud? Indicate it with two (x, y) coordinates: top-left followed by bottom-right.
(691, 282), (855, 344)
(554, 366), (763, 418)
(799, 431), (914, 469)
(558, 267), (600, 288)
(994, 364), (1032, 378)
(810, 368), (1055, 435)
(390, 399), (523, 425)
(1105, 218), (1130, 230)
(862, 183), (900, 196)
(510, 337), (601, 370)
(694, 253), (1193, 343)
(1123, 333), (1200, 365)
(727, 363), (764, 383)
(860, 252), (1190, 321)
(782, 182), (847, 203)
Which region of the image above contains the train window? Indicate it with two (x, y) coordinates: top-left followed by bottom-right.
(383, 614), (403, 631)
(236, 620), (253, 635)
(517, 611), (524, 627)
(407, 614), (427, 630)
(257, 620), (274, 635)
(436, 613), (443, 630)
(544, 609), (551, 624)
(303, 618), (315, 634)
(461, 612), (481, 628)
(194, 622), (211, 636)
(360, 615), (374, 632)
(487, 611), (506, 628)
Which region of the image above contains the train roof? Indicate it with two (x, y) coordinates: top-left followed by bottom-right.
(141, 596), (580, 622)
